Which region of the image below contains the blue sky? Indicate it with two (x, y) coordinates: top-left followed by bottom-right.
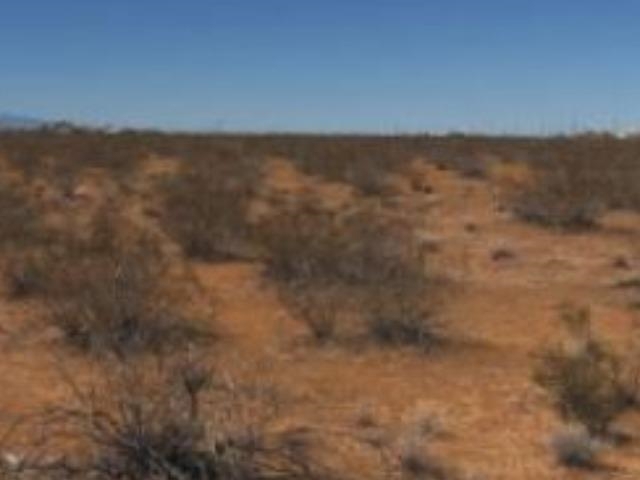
(1, 0), (640, 133)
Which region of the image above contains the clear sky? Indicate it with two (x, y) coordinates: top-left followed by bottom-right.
(2, 0), (640, 133)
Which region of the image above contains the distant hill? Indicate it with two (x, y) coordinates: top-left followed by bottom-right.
(0, 113), (45, 130)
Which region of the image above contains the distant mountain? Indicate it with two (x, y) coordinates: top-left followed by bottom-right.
(0, 113), (45, 130)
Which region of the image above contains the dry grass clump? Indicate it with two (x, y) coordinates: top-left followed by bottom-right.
(259, 200), (438, 348)
(161, 151), (259, 261)
(8, 362), (326, 480)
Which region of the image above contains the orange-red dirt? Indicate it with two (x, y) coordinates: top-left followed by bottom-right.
(1, 156), (640, 479)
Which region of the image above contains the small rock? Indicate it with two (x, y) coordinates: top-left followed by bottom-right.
(415, 232), (441, 253)
(491, 247), (516, 261)
(2, 451), (23, 470)
(612, 255), (631, 270)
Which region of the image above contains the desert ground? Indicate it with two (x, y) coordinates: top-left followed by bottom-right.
(0, 130), (639, 479)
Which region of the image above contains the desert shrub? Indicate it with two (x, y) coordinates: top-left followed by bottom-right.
(47, 237), (210, 358)
(6, 207), (214, 358)
(510, 166), (603, 229)
(3, 129), (640, 209)
(260, 201), (438, 348)
(2, 206), (119, 299)
(17, 364), (324, 480)
(507, 136), (640, 227)
(366, 282), (437, 347)
(533, 308), (628, 435)
(397, 441), (450, 480)
(0, 130), (149, 201)
(4, 148), (43, 182)
(336, 154), (399, 196)
(262, 202), (426, 289)
(3, 250), (51, 298)
(395, 420), (454, 480)
(282, 137), (418, 196)
(281, 287), (342, 344)
(437, 156), (488, 179)
(550, 425), (601, 469)
(0, 180), (50, 297)
(0, 179), (43, 249)
(161, 151), (258, 261)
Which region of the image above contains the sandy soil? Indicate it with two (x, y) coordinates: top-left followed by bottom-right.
(1, 155), (640, 479)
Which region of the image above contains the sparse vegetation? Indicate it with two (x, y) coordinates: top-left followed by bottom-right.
(507, 135), (640, 228)
(4, 128), (640, 477)
(366, 282), (437, 347)
(3, 249), (50, 298)
(3, 205), (214, 358)
(48, 239), (210, 358)
(259, 200), (438, 348)
(395, 414), (454, 480)
(13, 364), (327, 480)
(510, 166), (603, 229)
(0, 179), (43, 249)
(161, 150), (258, 261)
(534, 307), (628, 436)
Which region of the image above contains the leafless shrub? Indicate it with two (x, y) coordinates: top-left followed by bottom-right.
(2, 206), (120, 299)
(4, 206), (213, 358)
(259, 201), (438, 348)
(0, 179), (51, 297)
(0, 179), (43, 249)
(510, 167), (603, 229)
(506, 136), (640, 228)
(161, 152), (259, 261)
(288, 138), (411, 196)
(48, 236), (211, 359)
(13, 364), (326, 480)
(366, 281), (438, 348)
